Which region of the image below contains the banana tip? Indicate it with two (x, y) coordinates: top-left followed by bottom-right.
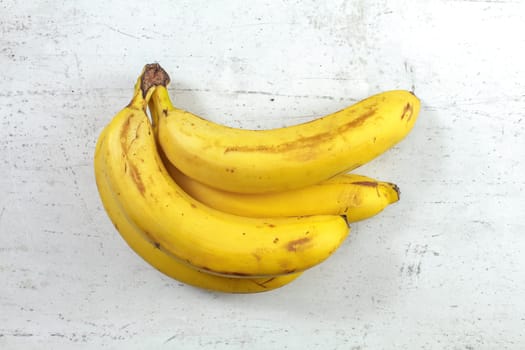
(390, 183), (401, 202)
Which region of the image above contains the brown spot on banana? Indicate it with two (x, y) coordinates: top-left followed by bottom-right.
(120, 116), (132, 153)
(286, 237), (312, 252)
(223, 108), (377, 154)
(142, 230), (161, 250)
(279, 259), (290, 269)
(128, 163), (146, 196)
(401, 103), (413, 121)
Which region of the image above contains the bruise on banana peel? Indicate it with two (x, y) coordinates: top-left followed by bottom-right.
(223, 108), (378, 154)
(401, 102), (414, 121)
(219, 100), (417, 157)
(120, 115), (147, 196)
(286, 237), (312, 252)
(129, 163), (146, 196)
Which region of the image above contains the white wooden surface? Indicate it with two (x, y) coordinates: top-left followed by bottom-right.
(1, 1), (524, 349)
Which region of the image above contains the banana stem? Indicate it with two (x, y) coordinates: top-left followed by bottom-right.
(129, 63), (171, 111)
(140, 63), (170, 98)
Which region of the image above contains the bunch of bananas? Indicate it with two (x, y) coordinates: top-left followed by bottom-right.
(94, 64), (420, 293)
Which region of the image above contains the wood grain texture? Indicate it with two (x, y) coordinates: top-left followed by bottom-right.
(1, 0), (524, 349)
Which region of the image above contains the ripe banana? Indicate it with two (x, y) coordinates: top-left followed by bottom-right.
(99, 64), (350, 278)
(162, 155), (400, 221)
(94, 132), (301, 293)
(150, 69), (420, 193)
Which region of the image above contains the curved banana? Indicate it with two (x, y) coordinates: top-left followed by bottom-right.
(162, 155), (400, 221)
(94, 132), (301, 293)
(100, 64), (350, 278)
(150, 68), (420, 193)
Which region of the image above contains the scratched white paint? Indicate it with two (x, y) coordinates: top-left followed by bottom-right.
(1, 0), (525, 349)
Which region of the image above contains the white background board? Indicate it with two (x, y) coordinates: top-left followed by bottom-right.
(1, 1), (524, 349)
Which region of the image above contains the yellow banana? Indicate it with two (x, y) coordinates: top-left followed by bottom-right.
(162, 155), (400, 221)
(100, 64), (350, 278)
(150, 67), (420, 193)
(94, 131), (301, 293)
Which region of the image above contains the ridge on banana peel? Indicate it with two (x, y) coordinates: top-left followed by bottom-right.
(98, 64), (350, 278)
(94, 130), (301, 293)
(149, 65), (420, 193)
(161, 152), (400, 221)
